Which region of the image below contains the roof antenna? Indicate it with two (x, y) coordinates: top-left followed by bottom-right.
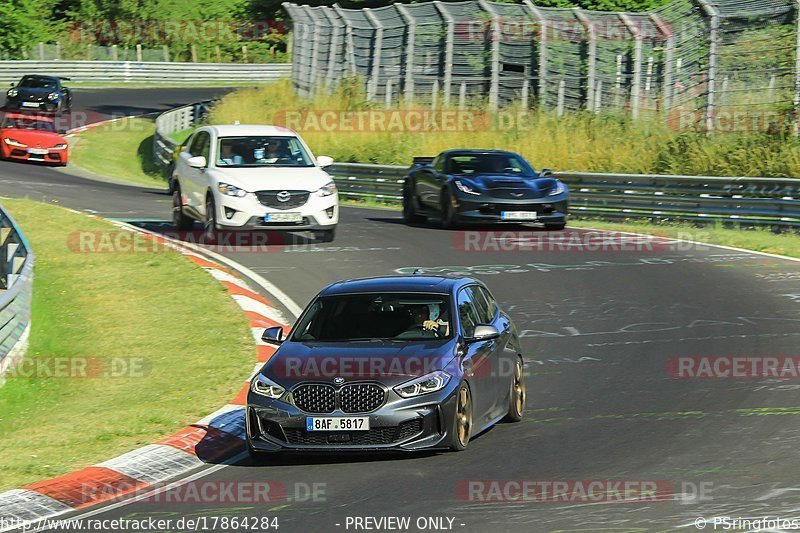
(412, 268), (422, 276)
(233, 120), (240, 125)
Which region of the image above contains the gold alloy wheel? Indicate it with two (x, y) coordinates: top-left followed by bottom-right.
(456, 385), (472, 447)
(513, 358), (525, 416)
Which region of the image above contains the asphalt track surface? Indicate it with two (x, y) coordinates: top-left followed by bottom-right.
(3, 88), (800, 532)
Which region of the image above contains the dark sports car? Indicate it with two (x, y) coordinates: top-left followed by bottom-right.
(246, 276), (525, 454)
(403, 149), (568, 230)
(5, 75), (72, 113)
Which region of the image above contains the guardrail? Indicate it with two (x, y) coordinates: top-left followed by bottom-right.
(150, 102), (800, 227)
(327, 163), (800, 227)
(0, 205), (34, 386)
(0, 61), (291, 84)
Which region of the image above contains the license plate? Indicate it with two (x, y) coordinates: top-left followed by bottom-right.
(265, 212), (302, 223)
(27, 148), (48, 155)
(21, 102), (39, 108)
(306, 417), (369, 431)
(501, 211), (538, 220)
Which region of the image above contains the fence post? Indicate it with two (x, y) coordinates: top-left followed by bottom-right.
(38, 42), (45, 60)
(620, 13), (643, 120)
(386, 78), (394, 107)
(162, 45), (170, 62)
(522, 79), (529, 111)
(55, 41), (61, 60)
(594, 80), (602, 113)
(651, 13), (674, 114)
(136, 44), (142, 62)
(364, 8), (384, 102)
(395, 3), (416, 105)
(478, 0), (501, 112)
(523, 0), (547, 109)
(557, 79), (565, 116)
(111, 44), (119, 61)
(697, 0), (719, 133)
(434, 1), (454, 106)
(324, 7), (342, 90)
(191, 45), (198, 63)
(574, 9), (596, 111)
(334, 4), (358, 77)
(794, 0), (800, 134)
(304, 6), (323, 93)
(459, 82), (467, 109)
(432, 80), (440, 109)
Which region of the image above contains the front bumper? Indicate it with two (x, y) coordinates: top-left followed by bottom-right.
(246, 383), (459, 453)
(214, 191), (338, 231)
(453, 190), (569, 224)
(1, 144), (67, 164)
(5, 98), (59, 111)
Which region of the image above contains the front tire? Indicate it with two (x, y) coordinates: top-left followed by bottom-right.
(204, 193), (218, 239)
(503, 356), (525, 423)
(172, 187), (194, 230)
(440, 188), (459, 230)
(449, 383), (473, 451)
(403, 182), (425, 224)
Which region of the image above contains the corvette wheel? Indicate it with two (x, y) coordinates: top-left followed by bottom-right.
(440, 189), (459, 230)
(403, 183), (425, 224)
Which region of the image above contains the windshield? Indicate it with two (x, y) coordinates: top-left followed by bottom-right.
(1, 117), (56, 132)
(291, 293), (453, 342)
(216, 136), (313, 168)
(446, 153), (535, 177)
(18, 77), (57, 90)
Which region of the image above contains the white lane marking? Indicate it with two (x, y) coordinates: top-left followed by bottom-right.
(232, 295), (285, 324)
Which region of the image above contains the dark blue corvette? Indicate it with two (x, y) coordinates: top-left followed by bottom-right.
(246, 276), (525, 455)
(5, 75), (72, 113)
(403, 149), (568, 230)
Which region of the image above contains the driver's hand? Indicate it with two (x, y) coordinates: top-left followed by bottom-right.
(423, 320), (439, 331)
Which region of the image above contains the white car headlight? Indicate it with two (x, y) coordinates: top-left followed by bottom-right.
(548, 180), (567, 196)
(7, 89), (18, 97)
(454, 180), (480, 195)
(52, 143), (67, 150)
(218, 182), (247, 197)
(251, 374), (285, 399)
(394, 371), (451, 398)
(316, 181), (337, 197)
(4, 138), (25, 148)
(47, 92), (59, 101)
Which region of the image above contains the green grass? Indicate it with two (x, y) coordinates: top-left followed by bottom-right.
(0, 199), (255, 491)
(70, 117), (168, 188)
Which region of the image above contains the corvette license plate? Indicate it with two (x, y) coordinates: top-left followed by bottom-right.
(27, 148), (48, 155)
(265, 212), (302, 223)
(21, 102), (40, 108)
(501, 211), (538, 220)
(306, 417), (369, 431)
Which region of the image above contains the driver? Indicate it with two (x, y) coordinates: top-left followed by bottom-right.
(265, 139), (290, 161)
(408, 305), (450, 336)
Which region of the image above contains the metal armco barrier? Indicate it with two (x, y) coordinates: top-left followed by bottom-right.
(0, 205), (34, 386)
(151, 102), (800, 227)
(327, 163), (800, 227)
(0, 61), (291, 84)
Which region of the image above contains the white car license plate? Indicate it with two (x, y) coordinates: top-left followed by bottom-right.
(265, 212), (302, 223)
(27, 148), (48, 155)
(21, 102), (40, 108)
(306, 417), (370, 431)
(501, 211), (538, 221)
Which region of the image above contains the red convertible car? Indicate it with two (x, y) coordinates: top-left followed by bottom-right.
(0, 112), (68, 166)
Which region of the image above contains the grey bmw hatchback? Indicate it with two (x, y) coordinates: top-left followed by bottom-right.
(245, 276), (525, 455)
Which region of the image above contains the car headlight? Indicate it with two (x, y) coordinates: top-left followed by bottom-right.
(548, 180), (567, 196)
(454, 180), (480, 196)
(316, 181), (337, 197)
(47, 92), (59, 101)
(394, 371), (451, 398)
(4, 138), (25, 147)
(251, 374), (286, 399)
(218, 182), (247, 197)
(52, 143), (67, 150)
(7, 89), (18, 97)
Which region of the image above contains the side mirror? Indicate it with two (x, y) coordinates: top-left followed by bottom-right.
(9, 82), (15, 87)
(261, 326), (284, 344)
(539, 168), (553, 177)
(316, 155), (334, 168)
(187, 155), (206, 168)
(468, 324), (500, 342)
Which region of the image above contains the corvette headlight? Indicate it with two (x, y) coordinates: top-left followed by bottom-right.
(218, 182), (247, 197)
(4, 138), (25, 147)
(251, 374), (285, 399)
(548, 180), (567, 196)
(316, 181), (337, 197)
(394, 371), (451, 398)
(454, 180), (480, 196)
(7, 89), (18, 97)
(52, 143), (67, 150)
(47, 92), (59, 101)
